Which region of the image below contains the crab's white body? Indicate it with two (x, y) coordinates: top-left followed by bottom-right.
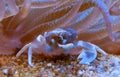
(16, 28), (107, 67)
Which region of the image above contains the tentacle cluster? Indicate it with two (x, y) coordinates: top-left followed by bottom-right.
(0, 0), (120, 55)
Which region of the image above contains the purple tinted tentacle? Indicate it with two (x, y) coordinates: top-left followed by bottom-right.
(110, 0), (120, 15)
(6, 0), (31, 31)
(93, 0), (114, 41)
(7, 0), (19, 16)
(18, 0), (83, 39)
(0, 0), (5, 21)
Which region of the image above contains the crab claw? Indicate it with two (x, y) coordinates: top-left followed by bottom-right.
(77, 41), (107, 64)
(77, 49), (97, 65)
(58, 43), (75, 54)
(58, 43), (75, 50)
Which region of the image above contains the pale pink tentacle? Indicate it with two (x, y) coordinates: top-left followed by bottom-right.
(92, 31), (120, 54)
(64, 0), (114, 41)
(3, 0), (19, 19)
(0, 0), (5, 21)
(31, 0), (65, 8)
(0, 23), (21, 55)
(19, 0), (83, 39)
(64, 0), (114, 37)
(93, 0), (114, 41)
(15, 0), (70, 32)
(77, 16), (120, 41)
(66, 8), (102, 32)
(6, 0), (31, 31)
(6, 0), (19, 16)
(110, 0), (120, 15)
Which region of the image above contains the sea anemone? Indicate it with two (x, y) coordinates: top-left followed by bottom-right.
(0, 0), (120, 55)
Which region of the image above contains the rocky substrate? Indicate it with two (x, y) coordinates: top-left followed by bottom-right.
(0, 53), (120, 77)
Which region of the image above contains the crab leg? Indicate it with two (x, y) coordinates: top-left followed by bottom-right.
(28, 46), (34, 66)
(91, 43), (108, 55)
(16, 43), (34, 66)
(16, 43), (31, 57)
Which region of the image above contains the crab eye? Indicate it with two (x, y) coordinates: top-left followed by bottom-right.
(57, 37), (62, 41)
(51, 36), (62, 44)
(56, 37), (62, 43)
(51, 39), (55, 44)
